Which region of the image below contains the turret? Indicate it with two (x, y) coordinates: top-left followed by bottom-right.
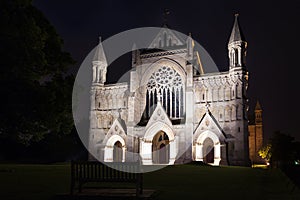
(92, 36), (107, 84)
(131, 43), (141, 67)
(228, 14), (247, 69)
(186, 32), (194, 61)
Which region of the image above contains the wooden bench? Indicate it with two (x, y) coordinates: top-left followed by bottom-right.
(70, 161), (143, 197)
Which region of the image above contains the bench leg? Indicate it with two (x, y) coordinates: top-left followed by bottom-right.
(70, 180), (74, 195)
(136, 174), (143, 197)
(140, 175), (143, 195)
(79, 182), (82, 193)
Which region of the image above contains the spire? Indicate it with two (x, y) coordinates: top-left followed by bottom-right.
(92, 36), (108, 84)
(186, 33), (194, 49)
(229, 14), (245, 44)
(93, 36), (107, 65)
(255, 101), (262, 111)
(132, 43), (141, 67)
(186, 32), (194, 59)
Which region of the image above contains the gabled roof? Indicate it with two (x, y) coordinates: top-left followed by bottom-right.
(148, 25), (185, 49)
(194, 110), (227, 142)
(145, 101), (173, 130)
(106, 116), (127, 136)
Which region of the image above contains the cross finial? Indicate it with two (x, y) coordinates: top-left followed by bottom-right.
(205, 102), (210, 112)
(118, 108), (122, 118)
(163, 8), (170, 25)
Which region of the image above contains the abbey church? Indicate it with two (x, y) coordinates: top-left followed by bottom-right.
(88, 15), (264, 166)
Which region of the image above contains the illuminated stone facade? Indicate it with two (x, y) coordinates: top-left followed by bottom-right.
(89, 15), (252, 166)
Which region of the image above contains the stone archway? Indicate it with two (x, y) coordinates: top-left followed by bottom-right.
(195, 130), (221, 166)
(140, 122), (176, 165)
(152, 131), (170, 164)
(104, 135), (126, 162)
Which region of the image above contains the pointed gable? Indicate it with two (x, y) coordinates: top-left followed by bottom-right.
(194, 111), (227, 143)
(106, 117), (127, 137)
(145, 102), (172, 130)
(148, 26), (185, 49)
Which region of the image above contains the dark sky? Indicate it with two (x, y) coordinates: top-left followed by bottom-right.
(33, 0), (300, 141)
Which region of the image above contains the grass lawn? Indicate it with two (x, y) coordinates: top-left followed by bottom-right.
(0, 163), (299, 200)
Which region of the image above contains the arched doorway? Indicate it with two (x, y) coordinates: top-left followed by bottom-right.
(195, 130), (222, 166)
(152, 131), (170, 164)
(104, 135), (126, 163)
(203, 138), (214, 164)
(113, 141), (123, 162)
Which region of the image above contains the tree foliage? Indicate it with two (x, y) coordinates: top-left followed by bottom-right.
(0, 0), (75, 148)
(258, 144), (272, 162)
(270, 131), (295, 163)
(261, 131), (299, 168)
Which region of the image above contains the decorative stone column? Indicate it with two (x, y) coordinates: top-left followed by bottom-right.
(140, 140), (152, 165)
(214, 143), (221, 165)
(169, 140), (177, 164)
(122, 147), (126, 162)
(104, 146), (113, 162)
(195, 143), (203, 161)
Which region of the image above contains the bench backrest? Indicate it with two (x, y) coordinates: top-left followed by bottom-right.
(71, 161), (141, 182)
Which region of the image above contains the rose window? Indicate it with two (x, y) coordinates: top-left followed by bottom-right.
(146, 66), (184, 119)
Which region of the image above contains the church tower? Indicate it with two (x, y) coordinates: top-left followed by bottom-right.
(89, 37), (108, 160)
(248, 101), (264, 164)
(227, 14), (251, 166)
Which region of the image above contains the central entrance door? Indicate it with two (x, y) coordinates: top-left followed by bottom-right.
(203, 138), (214, 164)
(152, 131), (170, 164)
(113, 141), (123, 162)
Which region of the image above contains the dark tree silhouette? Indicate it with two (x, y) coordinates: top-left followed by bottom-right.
(269, 131), (296, 168)
(0, 0), (75, 155)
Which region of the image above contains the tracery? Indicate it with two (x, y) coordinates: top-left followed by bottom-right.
(146, 66), (184, 119)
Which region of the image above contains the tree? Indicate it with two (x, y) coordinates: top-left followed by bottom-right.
(261, 131), (298, 168)
(270, 131), (295, 165)
(258, 144), (272, 163)
(0, 0), (75, 153)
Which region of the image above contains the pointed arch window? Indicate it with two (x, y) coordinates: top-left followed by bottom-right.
(230, 49), (235, 66)
(159, 39), (162, 48)
(168, 38), (172, 46)
(234, 49), (238, 66)
(163, 32), (167, 47)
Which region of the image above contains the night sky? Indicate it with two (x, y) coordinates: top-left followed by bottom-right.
(33, 0), (300, 141)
